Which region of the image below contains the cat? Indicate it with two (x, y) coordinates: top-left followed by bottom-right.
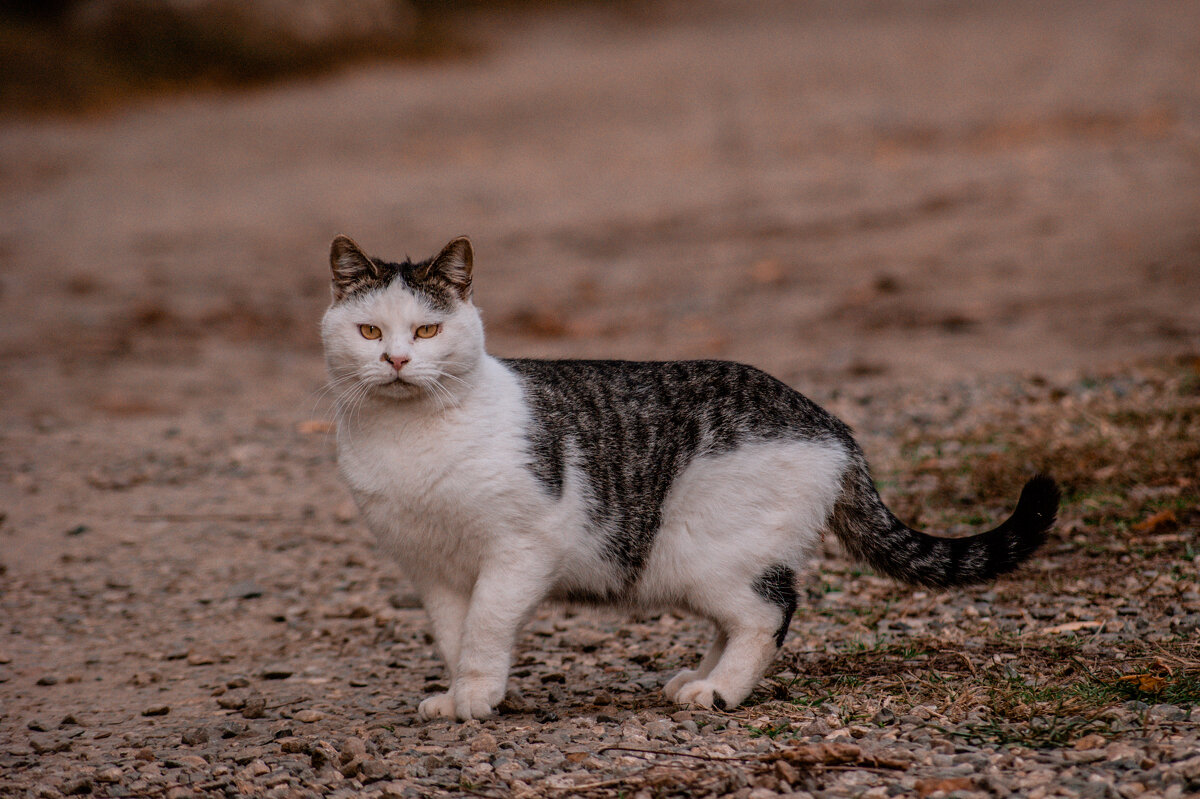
(320, 234), (1059, 721)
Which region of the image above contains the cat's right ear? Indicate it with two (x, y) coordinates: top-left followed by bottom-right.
(329, 235), (378, 301)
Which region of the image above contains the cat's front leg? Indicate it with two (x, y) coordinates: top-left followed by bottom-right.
(414, 582), (470, 721)
(451, 557), (548, 720)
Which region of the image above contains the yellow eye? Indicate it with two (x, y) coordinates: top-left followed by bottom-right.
(414, 323), (441, 339)
(359, 324), (382, 340)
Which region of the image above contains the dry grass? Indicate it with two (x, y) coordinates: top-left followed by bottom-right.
(738, 359), (1200, 749)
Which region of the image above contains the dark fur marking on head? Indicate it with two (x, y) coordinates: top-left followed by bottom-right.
(328, 235), (473, 310)
(752, 564), (798, 648)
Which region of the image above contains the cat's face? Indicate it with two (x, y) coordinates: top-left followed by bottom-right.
(320, 236), (485, 403)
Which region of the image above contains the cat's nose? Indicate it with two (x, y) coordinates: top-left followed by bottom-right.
(382, 352), (410, 371)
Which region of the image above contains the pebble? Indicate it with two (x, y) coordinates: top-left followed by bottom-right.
(180, 727), (209, 745)
(294, 709), (325, 723)
(241, 694), (267, 719)
(94, 767), (123, 784)
(260, 664), (293, 680)
(469, 732), (498, 753)
(141, 705), (170, 717)
(61, 777), (92, 795)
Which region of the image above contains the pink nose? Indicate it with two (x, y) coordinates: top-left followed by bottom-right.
(382, 353), (410, 371)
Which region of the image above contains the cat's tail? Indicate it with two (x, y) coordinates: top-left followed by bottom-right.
(827, 455), (1058, 588)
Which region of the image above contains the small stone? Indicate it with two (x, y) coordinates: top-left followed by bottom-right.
(340, 737), (368, 763)
(141, 705), (170, 717)
(469, 732), (498, 753)
(226, 676), (250, 689)
(278, 737), (307, 754)
(260, 664), (293, 680)
(240, 695), (267, 719)
(309, 740), (339, 769)
(181, 727), (209, 745)
(61, 777), (92, 795)
(186, 652), (215, 666)
(645, 720), (675, 741)
(247, 759), (271, 777)
(564, 748), (589, 763)
(165, 788), (193, 799)
(294, 709), (325, 723)
(1073, 733), (1107, 750)
(94, 767), (123, 784)
(1172, 755), (1200, 780)
(359, 759), (391, 782)
(175, 755), (207, 769)
(1149, 703), (1186, 721)
(27, 718), (50, 731)
(134, 748), (155, 761)
(37, 675), (59, 686)
(216, 695), (244, 710)
(225, 581), (264, 600)
(232, 747), (268, 766)
(218, 721), (248, 738)
(872, 708), (897, 726)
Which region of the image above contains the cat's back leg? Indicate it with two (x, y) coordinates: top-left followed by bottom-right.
(673, 564), (798, 709)
(642, 439), (845, 708)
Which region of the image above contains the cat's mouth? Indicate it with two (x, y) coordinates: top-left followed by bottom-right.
(375, 375), (422, 397)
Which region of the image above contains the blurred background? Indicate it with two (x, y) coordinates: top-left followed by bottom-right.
(0, 0), (1198, 421)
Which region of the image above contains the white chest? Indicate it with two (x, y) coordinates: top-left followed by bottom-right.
(335, 361), (549, 577)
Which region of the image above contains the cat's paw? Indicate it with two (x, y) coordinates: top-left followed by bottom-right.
(663, 669), (701, 702)
(453, 681), (501, 720)
(675, 680), (729, 711)
(417, 692), (457, 720)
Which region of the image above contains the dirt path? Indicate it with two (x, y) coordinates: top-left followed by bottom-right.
(1, 1), (1198, 797)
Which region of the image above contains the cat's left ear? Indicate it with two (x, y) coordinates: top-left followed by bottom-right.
(426, 236), (474, 301)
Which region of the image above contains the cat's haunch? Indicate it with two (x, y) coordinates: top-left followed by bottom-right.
(321, 235), (1057, 721)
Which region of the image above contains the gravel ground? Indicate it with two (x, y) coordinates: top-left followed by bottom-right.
(2, 364), (1196, 798)
(2, 1), (1199, 797)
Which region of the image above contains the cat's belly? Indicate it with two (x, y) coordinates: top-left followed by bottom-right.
(630, 438), (849, 610)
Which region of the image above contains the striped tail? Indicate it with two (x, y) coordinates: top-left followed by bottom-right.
(828, 455), (1058, 588)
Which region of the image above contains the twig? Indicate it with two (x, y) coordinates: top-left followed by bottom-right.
(600, 744), (756, 763)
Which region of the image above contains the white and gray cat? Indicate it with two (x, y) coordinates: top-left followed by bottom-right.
(320, 234), (1058, 721)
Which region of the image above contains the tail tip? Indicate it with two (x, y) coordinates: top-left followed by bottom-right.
(1018, 473), (1061, 531)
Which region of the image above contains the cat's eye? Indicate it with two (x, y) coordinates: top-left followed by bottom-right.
(359, 324), (382, 340)
(414, 324), (441, 339)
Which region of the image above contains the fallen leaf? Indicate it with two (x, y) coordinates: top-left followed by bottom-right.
(1133, 509), (1177, 533)
(776, 742), (862, 766)
(915, 777), (975, 797)
(1043, 620), (1103, 635)
(1118, 673), (1168, 693)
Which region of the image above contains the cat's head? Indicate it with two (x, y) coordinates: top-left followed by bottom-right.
(320, 235), (485, 403)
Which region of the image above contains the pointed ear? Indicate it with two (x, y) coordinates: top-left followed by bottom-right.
(329, 234), (378, 300)
(424, 236), (474, 300)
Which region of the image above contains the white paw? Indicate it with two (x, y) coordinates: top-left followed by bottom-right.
(417, 692), (456, 720)
(664, 669), (700, 702)
(453, 681), (501, 720)
(676, 679), (730, 710)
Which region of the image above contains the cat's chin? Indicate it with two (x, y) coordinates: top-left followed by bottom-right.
(372, 377), (424, 400)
